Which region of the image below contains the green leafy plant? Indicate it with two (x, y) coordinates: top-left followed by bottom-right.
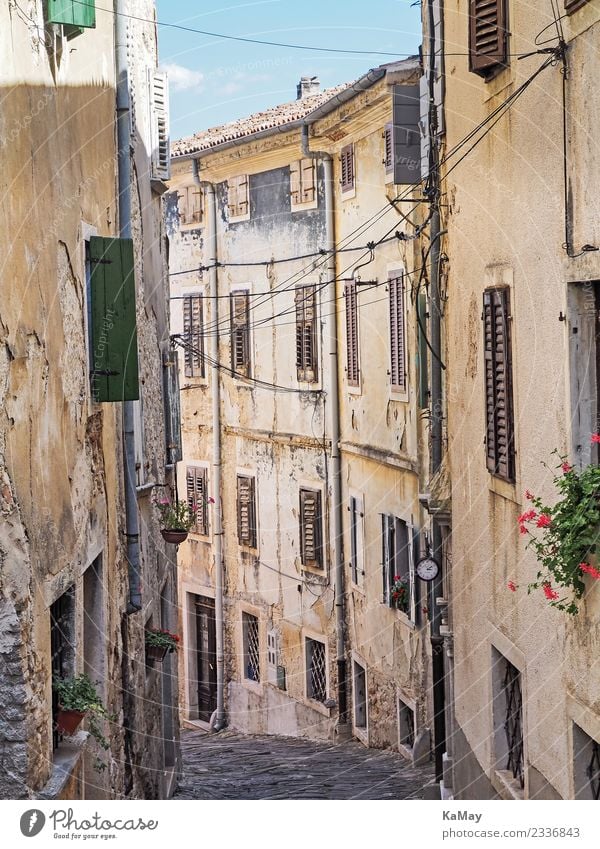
(154, 492), (204, 531)
(145, 628), (180, 652)
(390, 576), (410, 613)
(53, 674), (110, 771)
(516, 443), (600, 615)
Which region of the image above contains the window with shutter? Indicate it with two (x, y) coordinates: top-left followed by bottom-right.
(178, 186), (203, 227)
(389, 273), (407, 392)
(381, 515), (416, 621)
(230, 291), (251, 377)
(392, 85), (421, 185)
(237, 475), (257, 548)
(300, 488), (323, 570)
(295, 286), (318, 383)
(88, 236), (139, 403)
(468, 0), (508, 78)
(228, 175), (250, 221)
(344, 281), (360, 387)
(384, 124), (393, 174)
(149, 71), (170, 181)
(47, 0), (96, 29)
(290, 159), (317, 210)
(186, 466), (209, 536)
(163, 349), (182, 465)
(183, 294), (205, 378)
(349, 495), (365, 587)
(483, 287), (515, 481)
(564, 0), (589, 13)
(340, 144), (354, 193)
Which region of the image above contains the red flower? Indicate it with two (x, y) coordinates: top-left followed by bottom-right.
(580, 562), (600, 580)
(393, 576), (401, 582)
(525, 490), (534, 501)
(542, 582), (559, 601)
(592, 434), (600, 444)
(507, 581), (517, 592)
(536, 513), (552, 528)
(422, 606), (428, 617)
(209, 497), (215, 504)
(519, 525), (528, 535)
(561, 462), (572, 474)
(518, 509), (537, 524)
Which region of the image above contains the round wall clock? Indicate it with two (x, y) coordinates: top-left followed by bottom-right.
(416, 556), (440, 582)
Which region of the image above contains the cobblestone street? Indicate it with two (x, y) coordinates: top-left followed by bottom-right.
(174, 730), (434, 800)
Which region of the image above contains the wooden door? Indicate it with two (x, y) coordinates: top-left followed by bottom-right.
(195, 596), (217, 722)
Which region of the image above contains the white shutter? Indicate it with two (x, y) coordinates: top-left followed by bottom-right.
(149, 70), (170, 180)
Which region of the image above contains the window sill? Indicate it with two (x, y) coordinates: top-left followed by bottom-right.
(304, 697), (331, 717)
(37, 733), (88, 800)
(241, 677), (263, 696)
(136, 482), (155, 499)
(228, 213), (251, 225)
(491, 769), (524, 800)
(489, 474), (519, 505)
(151, 178), (170, 196)
(341, 187), (356, 201)
(291, 199), (318, 213)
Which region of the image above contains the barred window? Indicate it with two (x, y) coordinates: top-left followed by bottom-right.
(242, 612), (260, 683)
(306, 637), (327, 702)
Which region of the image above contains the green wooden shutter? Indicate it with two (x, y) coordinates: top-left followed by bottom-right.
(47, 0), (96, 28)
(89, 236), (139, 403)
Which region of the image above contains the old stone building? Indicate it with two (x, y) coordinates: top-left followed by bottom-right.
(168, 63), (436, 757)
(0, 0), (179, 799)
(430, 1), (600, 799)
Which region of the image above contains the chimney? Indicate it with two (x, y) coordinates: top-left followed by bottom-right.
(297, 76), (320, 100)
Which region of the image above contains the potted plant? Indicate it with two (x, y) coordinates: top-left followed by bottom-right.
(155, 495), (197, 544)
(145, 628), (180, 662)
(390, 576), (410, 614)
(53, 674), (110, 746)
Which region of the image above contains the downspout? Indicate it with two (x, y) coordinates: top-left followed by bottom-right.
(301, 125), (348, 727)
(116, 0), (141, 613)
(192, 160), (226, 731)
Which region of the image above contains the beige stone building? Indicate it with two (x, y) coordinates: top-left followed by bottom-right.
(433, 0), (600, 799)
(168, 64), (436, 756)
(0, 0), (179, 799)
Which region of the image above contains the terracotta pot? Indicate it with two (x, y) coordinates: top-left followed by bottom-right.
(56, 708), (86, 735)
(161, 528), (188, 544)
(146, 643), (169, 662)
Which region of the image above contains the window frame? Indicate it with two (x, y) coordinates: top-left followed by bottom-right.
(295, 284), (319, 384)
(483, 286), (515, 483)
(183, 293), (206, 379)
(468, 0), (509, 80)
(340, 144), (355, 197)
(237, 473), (258, 550)
(186, 464), (210, 537)
(290, 159), (318, 211)
(50, 586), (76, 751)
(344, 280), (360, 390)
(389, 270), (407, 396)
(381, 514), (416, 623)
(305, 636), (328, 704)
(299, 486), (324, 571)
(349, 492), (365, 590)
(178, 185), (203, 228)
(227, 174), (250, 222)
(241, 611), (261, 684)
(230, 289), (252, 379)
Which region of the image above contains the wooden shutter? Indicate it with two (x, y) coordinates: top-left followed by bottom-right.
(228, 175), (249, 218)
(389, 274), (406, 391)
(483, 288), (515, 480)
(237, 475), (257, 548)
(345, 281), (359, 386)
(89, 236), (139, 402)
(163, 348), (182, 464)
(392, 85), (421, 185)
(300, 488), (323, 569)
(301, 159), (316, 202)
(384, 124), (393, 173)
(187, 467), (208, 535)
(469, 0), (508, 77)
(183, 294), (205, 378)
(290, 161), (301, 205)
(341, 145), (354, 192)
(564, 0), (589, 12)
(295, 286), (318, 383)
(150, 71), (170, 180)
(47, 0), (96, 27)
(230, 291), (250, 376)
(417, 292), (429, 408)
(350, 496), (358, 584)
(190, 186), (203, 224)
(381, 514), (395, 603)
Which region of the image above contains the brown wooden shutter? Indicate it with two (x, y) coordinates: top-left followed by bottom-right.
(183, 294), (205, 378)
(469, 0), (508, 77)
(230, 292), (250, 376)
(389, 274), (406, 391)
(227, 178), (238, 218)
(300, 488), (322, 568)
(187, 466), (209, 535)
(301, 159), (316, 202)
(237, 475), (257, 547)
(290, 161), (301, 204)
(564, 0), (588, 13)
(345, 281), (359, 386)
(384, 123), (393, 173)
(191, 185), (203, 224)
(295, 286), (318, 383)
(341, 145), (354, 192)
(483, 288), (515, 480)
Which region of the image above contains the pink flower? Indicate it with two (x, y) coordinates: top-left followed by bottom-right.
(561, 462), (572, 474)
(580, 562), (600, 580)
(209, 497), (215, 504)
(592, 434), (600, 444)
(518, 509), (537, 524)
(543, 582), (559, 601)
(158, 498), (170, 505)
(519, 525), (528, 535)
(393, 575), (401, 582)
(525, 490), (534, 501)
(536, 513), (552, 528)
(507, 580), (517, 592)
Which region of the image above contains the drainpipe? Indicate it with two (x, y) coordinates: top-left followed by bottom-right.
(192, 160), (226, 731)
(116, 0), (141, 613)
(301, 125), (348, 727)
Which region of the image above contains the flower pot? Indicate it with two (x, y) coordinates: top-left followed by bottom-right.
(146, 643), (169, 662)
(56, 708), (86, 735)
(161, 528), (188, 544)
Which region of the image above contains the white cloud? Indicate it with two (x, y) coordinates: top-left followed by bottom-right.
(161, 63), (204, 93)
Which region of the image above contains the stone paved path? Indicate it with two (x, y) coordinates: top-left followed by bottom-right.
(174, 729), (434, 799)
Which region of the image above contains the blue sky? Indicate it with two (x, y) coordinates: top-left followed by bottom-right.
(155, 0), (422, 141)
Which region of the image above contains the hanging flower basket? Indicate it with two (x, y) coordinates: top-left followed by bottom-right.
(146, 643), (169, 662)
(160, 528), (188, 544)
(145, 628), (180, 663)
(56, 708), (86, 735)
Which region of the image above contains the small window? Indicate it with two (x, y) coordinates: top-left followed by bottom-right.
(483, 287), (515, 481)
(492, 650), (524, 790)
(344, 281), (359, 387)
(299, 488), (323, 570)
(468, 0), (508, 79)
(149, 71), (170, 181)
(398, 699), (416, 750)
(353, 661), (367, 729)
(242, 612), (260, 683)
(389, 273), (407, 392)
(382, 515), (416, 620)
(340, 144), (354, 193)
(295, 286), (318, 383)
(178, 185), (203, 227)
(573, 724), (600, 800)
(230, 291), (251, 377)
(237, 474), (257, 548)
(183, 294), (205, 378)
(306, 637), (327, 703)
(187, 466), (209, 536)
(384, 124), (393, 174)
(227, 174), (250, 221)
(50, 586), (76, 750)
(290, 159), (317, 209)
(349, 495), (365, 587)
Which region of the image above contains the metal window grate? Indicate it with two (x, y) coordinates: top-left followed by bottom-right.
(307, 638), (327, 702)
(50, 587), (75, 750)
(243, 613), (260, 682)
(503, 659), (524, 788)
(587, 739), (600, 800)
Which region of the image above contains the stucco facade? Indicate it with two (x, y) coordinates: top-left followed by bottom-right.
(0, 0), (179, 799)
(438, 1), (600, 800)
